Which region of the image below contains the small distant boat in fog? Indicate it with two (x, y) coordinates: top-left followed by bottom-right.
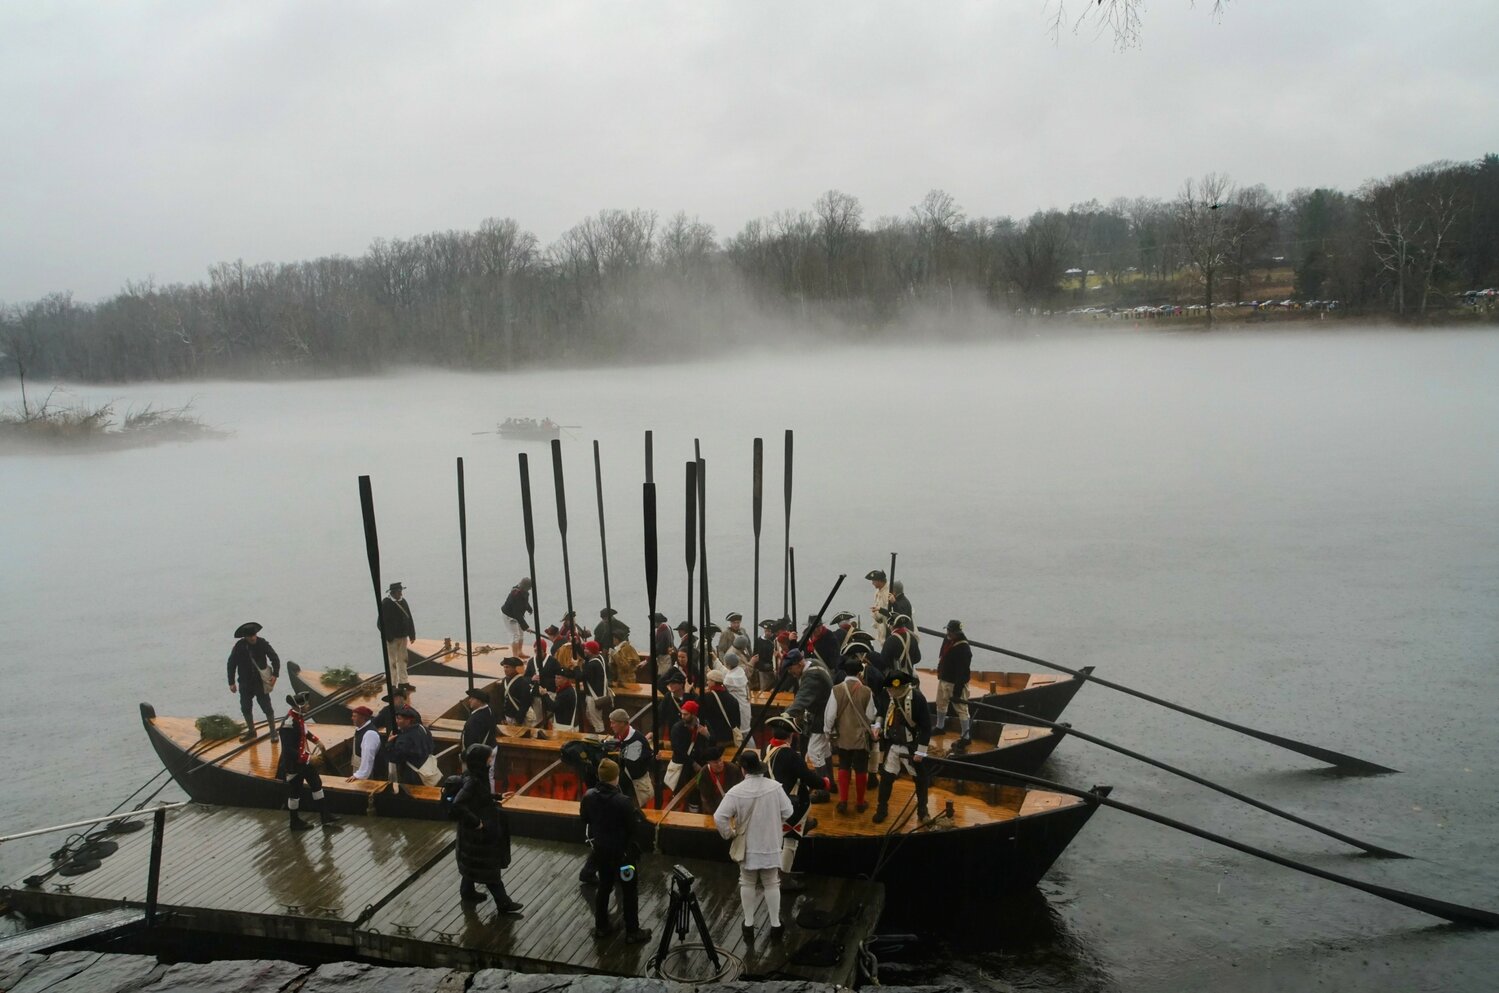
(476, 417), (579, 440)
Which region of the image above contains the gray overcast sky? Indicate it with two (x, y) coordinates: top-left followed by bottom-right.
(3, 1), (1497, 302)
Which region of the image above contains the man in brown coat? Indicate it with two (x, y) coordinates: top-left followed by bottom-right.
(824, 656), (877, 814)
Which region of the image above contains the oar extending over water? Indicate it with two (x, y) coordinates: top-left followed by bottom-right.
(921, 626), (1396, 775)
(968, 702), (1407, 858)
(931, 754), (1499, 928)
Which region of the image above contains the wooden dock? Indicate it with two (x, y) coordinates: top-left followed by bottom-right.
(0, 805), (882, 984)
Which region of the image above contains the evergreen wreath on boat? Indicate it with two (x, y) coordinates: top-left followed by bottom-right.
(195, 714), (242, 740)
(320, 665), (362, 689)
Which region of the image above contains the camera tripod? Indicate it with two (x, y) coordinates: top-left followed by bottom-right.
(649, 864), (721, 973)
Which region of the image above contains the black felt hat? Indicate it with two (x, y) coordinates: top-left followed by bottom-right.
(758, 617), (778, 630)
(600, 607), (618, 617)
(387, 582), (404, 593)
(945, 618), (963, 633)
(663, 667), (687, 685)
(830, 611), (855, 625)
(234, 622), (263, 638)
(651, 612), (668, 624)
(864, 569), (886, 582)
(676, 621), (696, 633)
(285, 691), (311, 709)
(501, 656), (525, 668)
(767, 714), (799, 735)
(881, 670), (914, 691)
(465, 687), (490, 702)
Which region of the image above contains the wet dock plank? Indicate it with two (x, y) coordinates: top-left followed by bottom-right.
(2, 805), (881, 983)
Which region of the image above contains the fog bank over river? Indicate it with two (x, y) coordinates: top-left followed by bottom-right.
(3, 327), (1497, 990)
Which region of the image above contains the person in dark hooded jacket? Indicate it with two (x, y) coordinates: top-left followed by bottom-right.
(450, 744), (523, 914)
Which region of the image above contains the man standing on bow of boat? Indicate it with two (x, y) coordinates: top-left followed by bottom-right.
(379, 582), (416, 689)
(501, 577), (533, 659)
(935, 619), (974, 752)
(227, 621), (279, 742)
(279, 692), (342, 832)
(867, 570), (891, 641)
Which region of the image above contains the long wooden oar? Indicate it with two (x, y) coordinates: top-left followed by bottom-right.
(550, 440), (577, 653)
(963, 701), (1407, 858)
(789, 546), (798, 628)
(781, 429), (793, 619)
(456, 458), (475, 691)
(751, 437), (763, 647)
(593, 441), (616, 654)
(643, 480), (661, 806)
(932, 754), (1498, 928)
(518, 454), (542, 662)
(684, 460), (698, 690)
(733, 572), (847, 761)
(697, 453), (710, 672)
(921, 626), (1396, 775)
(358, 476), (397, 698)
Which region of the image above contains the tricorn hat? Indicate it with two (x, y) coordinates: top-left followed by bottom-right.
(890, 613), (912, 628)
(285, 691), (311, 709)
(842, 641), (872, 657)
(758, 617), (778, 630)
(766, 714), (799, 735)
(465, 687), (489, 703)
(830, 611), (855, 625)
(663, 666), (687, 685)
(945, 618), (963, 633)
(600, 607), (617, 617)
(234, 621), (263, 638)
(387, 582), (404, 593)
(501, 655), (524, 668)
(676, 621), (696, 633)
(651, 612), (668, 624)
(865, 569), (886, 582)
(544, 624), (561, 637)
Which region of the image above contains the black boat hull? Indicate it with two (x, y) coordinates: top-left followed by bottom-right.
(141, 704), (1103, 912)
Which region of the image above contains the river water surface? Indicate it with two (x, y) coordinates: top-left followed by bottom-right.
(3, 327), (1497, 991)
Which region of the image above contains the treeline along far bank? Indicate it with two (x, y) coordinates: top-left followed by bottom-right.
(3, 154), (1496, 384)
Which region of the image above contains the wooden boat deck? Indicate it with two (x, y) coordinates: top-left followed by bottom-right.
(1, 805), (880, 982)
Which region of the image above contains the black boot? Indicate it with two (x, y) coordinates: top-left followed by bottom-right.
(871, 777), (894, 824)
(320, 809), (343, 830)
(915, 772), (931, 822)
(289, 809), (312, 832)
(489, 883), (523, 915)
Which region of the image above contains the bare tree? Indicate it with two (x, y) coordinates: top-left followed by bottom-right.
(1049, 1), (1230, 49)
(1175, 173), (1240, 325)
(813, 189), (864, 297)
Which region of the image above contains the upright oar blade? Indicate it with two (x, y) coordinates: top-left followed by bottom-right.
(551, 439), (576, 648)
(889, 551), (897, 588)
(645, 430), (654, 485)
(935, 755), (1498, 929)
(782, 429), (793, 619)
(643, 480), (660, 805)
(518, 454), (541, 657)
(357, 476), (395, 695)
(965, 702), (1407, 858)
(922, 626), (1397, 775)
(697, 454), (710, 684)
(752, 437), (763, 650)
(684, 460), (697, 688)
(456, 458), (475, 691)
(594, 441), (614, 652)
